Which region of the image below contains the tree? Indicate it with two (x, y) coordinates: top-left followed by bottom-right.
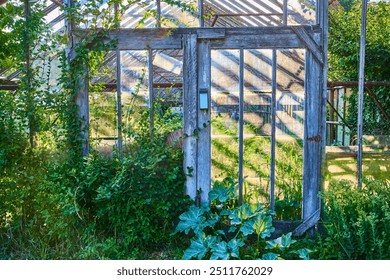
(328, 1), (390, 136)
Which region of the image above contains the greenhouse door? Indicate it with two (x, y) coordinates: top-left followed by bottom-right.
(183, 28), (325, 228)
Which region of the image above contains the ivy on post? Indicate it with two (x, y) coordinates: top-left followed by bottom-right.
(64, 0), (89, 157)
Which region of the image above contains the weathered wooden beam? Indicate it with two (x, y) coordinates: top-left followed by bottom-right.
(197, 41), (211, 203)
(210, 26), (320, 49)
(302, 32), (323, 224)
(328, 81), (390, 87)
(183, 34), (198, 202)
(293, 209), (320, 236)
(197, 28), (225, 39)
(291, 26), (324, 65)
(75, 26), (321, 51)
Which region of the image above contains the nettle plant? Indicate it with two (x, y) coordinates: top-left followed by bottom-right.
(175, 178), (312, 260)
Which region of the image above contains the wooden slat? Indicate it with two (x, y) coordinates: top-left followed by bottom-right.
(183, 34), (198, 202)
(197, 41), (211, 203)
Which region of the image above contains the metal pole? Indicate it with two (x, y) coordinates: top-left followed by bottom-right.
(198, 0), (204, 27)
(270, 49), (277, 211)
(283, 0), (288, 25)
(148, 48), (154, 136)
(156, 0), (161, 27)
(238, 48), (244, 205)
(357, 0), (368, 188)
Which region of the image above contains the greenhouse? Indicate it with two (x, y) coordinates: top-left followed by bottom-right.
(0, 0), (389, 260)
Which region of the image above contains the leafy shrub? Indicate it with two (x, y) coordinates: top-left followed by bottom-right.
(320, 179), (390, 259)
(175, 178), (312, 260)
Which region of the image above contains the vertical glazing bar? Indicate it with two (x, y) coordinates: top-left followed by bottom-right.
(116, 50), (123, 154)
(156, 0), (161, 27)
(283, 0), (288, 25)
(148, 48), (154, 135)
(198, 0), (204, 27)
(238, 48), (244, 205)
(357, 0), (368, 188)
(270, 49), (277, 211)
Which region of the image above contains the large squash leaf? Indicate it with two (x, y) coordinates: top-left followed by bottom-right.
(175, 205), (207, 235)
(266, 232), (296, 250)
(183, 235), (218, 260)
(253, 213), (274, 238)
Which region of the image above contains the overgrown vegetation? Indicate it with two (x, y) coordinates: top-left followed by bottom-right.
(317, 179), (390, 260)
(175, 178), (312, 260)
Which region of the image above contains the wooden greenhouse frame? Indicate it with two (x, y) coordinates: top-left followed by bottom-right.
(1, 0), (329, 235)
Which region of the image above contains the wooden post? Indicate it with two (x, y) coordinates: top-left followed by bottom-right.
(183, 34), (198, 202)
(294, 0), (328, 235)
(24, 0), (35, 149)
(65, 0), (89, 156)
(76, 68), (90, 157)
(116, 49), (123, 154)
(197, 41), (211, 203)
(302, 32), (323, 223)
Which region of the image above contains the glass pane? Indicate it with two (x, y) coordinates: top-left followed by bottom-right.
(120, 50), (149, 142)
(152, 49), (184, 140)
(211, 49), (240, 182)
(243, 49), (273, 204)
(274, 48), (305, 220)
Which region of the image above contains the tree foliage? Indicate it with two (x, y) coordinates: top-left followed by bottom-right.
(328, 1), (390, 135)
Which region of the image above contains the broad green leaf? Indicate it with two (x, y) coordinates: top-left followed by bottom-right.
(240, 219), (255, 236)
(175, 205), (207, 235)
(220, 209), (232, 216)
(183, 235), (218, 260)
(183, 236), (208, 260)
(208, 180), (236, 202)
(253, 214), (274, 238)
(295, 248), (313, 260)
(227, 238), (245, 258)
(266, 232), (296, 250)
(261, 252), (280, 260)
(229, 203), (256, 225)
(210, 241), (229, 260)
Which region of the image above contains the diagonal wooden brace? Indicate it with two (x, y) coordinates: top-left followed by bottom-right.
(292, 26), (324, 65)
